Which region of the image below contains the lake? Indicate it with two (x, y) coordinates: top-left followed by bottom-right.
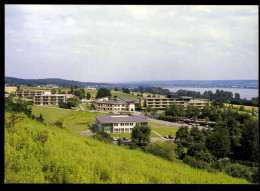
(166, 87), (259, 100)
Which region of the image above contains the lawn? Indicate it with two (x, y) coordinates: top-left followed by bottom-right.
(151, 127), (180, 137)
(87, 90), (141, 101)
(148, 121), (166, 127)
(111, 91), (139, 101)
(29, 105), (106, 132)
(110, 131), (160, 139)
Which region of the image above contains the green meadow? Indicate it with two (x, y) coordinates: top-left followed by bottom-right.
(29, 105), (106, 132)
(5, 111), (250, 184)
(151, 127), (180, 137)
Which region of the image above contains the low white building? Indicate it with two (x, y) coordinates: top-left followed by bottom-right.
(95, 114), (149, 134)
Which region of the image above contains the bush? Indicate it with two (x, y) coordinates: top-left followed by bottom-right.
(193, 151), (215, 164)
(55, 121), (64, 129)
(183, 155), (197, 168)
(224, 163), (252, 181)
(212, 157), (231, 171)
(196, 160), (212, 171)
(174, 143), (185, 159)
(143, 142), (177, 162)
(93, 131), (112, 143)
(59, 101), (72, 109)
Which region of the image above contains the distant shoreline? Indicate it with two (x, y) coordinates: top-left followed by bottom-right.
(163, 86), (258, 89)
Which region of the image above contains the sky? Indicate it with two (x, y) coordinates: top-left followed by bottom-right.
(5, 5), (258, 83)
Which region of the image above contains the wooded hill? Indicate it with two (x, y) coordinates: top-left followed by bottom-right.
(5, 77), (110, 88)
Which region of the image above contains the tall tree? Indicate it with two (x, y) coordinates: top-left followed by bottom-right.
(240, 119), (259, 162)
(131, 125), (151, 146)
(96, 87), (111, 99)
(176, 125), (189, 143)
(70, 85), (74, 94)
(206, 131), (231, 159)
(86, 92), (91, 100)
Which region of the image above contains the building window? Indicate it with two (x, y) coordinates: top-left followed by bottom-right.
(114, 123), (118, 126)
(120, 123), (125, 126)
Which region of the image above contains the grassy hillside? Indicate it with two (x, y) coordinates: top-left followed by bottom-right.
(5, 111), (250, 184)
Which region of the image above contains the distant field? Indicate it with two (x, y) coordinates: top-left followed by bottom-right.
(224, 103), (259, 112)
(5, 86), (17, 93)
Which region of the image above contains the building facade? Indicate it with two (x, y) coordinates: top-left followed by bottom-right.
(92, 96), (135, 112)
(16, 90), (51, 98)
(139, 94), (208, 110)
(95, 114), (149, 134)
(33, 94), (74, 106)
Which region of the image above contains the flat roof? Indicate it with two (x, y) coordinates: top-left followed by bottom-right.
(17, 90), (51, 92)
(144, 96), (193, 100)
(34, 94), (74, 97)
(95, 115), (149, 124)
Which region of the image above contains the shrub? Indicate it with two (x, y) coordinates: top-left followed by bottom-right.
(187, 142), (207, 157)
(193, 151), (215, 164)
(143, 142), (177, 162)
(117, 138), (122, 146)
(224, 163), (251, 181)
(183, 155), (197, 168)
(174, 143), (185, 159)
(196, 160), (211, 171)
(212, 157), (231, 171)
(55, 121), (64, 129)
(93, 131), (112, 143)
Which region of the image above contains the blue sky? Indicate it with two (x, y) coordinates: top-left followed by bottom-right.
(5, 5), (258, 82)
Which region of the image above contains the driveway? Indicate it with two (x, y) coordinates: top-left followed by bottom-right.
(138, 115), (206, 130)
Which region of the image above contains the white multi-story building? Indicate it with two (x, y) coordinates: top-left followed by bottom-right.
(16, 90), (51, 98)
(92, 96), (135, 112)
(33, 94), (74, 106)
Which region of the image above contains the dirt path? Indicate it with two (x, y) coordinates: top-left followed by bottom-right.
(79, 104), (85, 111)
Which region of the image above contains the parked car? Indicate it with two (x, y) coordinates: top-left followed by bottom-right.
(168, 135), (173, 139)
(123, 137), (128, 140)
(188, 122), (193, 125)
(164, 135), (169, 139)
(112, 137), (119, 141)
